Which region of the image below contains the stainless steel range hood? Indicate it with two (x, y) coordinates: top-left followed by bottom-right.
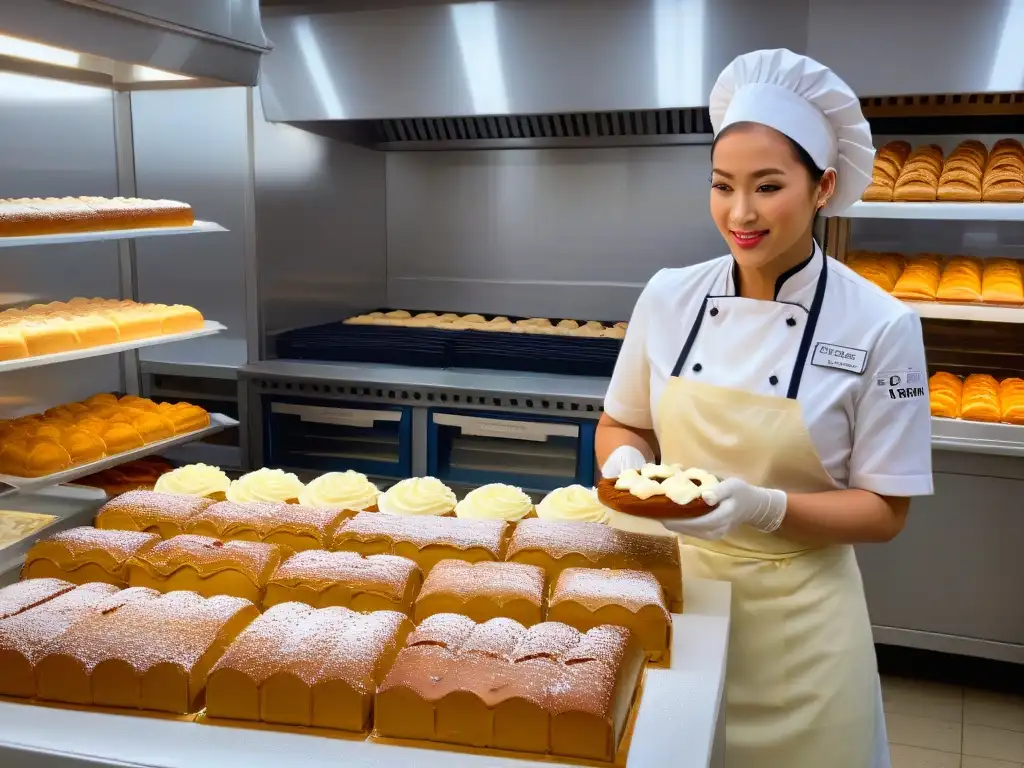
(258, 0), (1024, 124)
(0, 0), (271, 86)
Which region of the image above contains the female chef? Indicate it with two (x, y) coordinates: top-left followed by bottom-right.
(597, 49), (932, 768)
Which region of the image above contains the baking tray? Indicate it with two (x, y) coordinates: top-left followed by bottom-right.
(0, 413), (238, 499)
(0, 321), (227, 373)
(0, 221), (227, 248)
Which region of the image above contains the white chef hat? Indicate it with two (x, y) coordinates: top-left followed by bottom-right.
(709, 48), (874, 216)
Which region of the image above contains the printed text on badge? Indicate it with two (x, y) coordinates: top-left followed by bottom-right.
(810, 342), (867, 374)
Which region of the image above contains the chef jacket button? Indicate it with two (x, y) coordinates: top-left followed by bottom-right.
(786, 317), (796, 327)
(693, 363), (703, 373)
(769, 375), (779, 386)
(710, 307), (719, 317)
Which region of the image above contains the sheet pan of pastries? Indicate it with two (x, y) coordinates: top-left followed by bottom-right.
(345, 310), (627, 339)
(0, 394), (210, 478)
(0, 298), (205, 362)
(863, 139), (1024, 203)
(930, 371), (1024, 424)
(847, 251), (1024, 305)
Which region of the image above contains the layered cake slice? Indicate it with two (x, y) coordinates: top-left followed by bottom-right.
(332, 512), (509, 575)
(126, 534), (283, 603)
(413, 560), (545, 626)
(0, 582), (139, 697)
(95, 489), (215, 538)
(22, 527), (159, 587)
(206, 602), (412, 731)
(185, 501), (352, 552)
(33, 589), (258, 712)
(506, 519), (683, 611)
(375, 614), (645, 761)
(264, 550), (422, 612)
(547, 568), (671, 661)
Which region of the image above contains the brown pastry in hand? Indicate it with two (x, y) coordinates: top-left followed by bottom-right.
(597, 464), (718, 520)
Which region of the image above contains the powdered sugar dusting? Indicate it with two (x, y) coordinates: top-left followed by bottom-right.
(190, 501), (349, 541)
(378, 616), (636, 721)
(210, 602), (409, 693)
(29, 527), (158, 566)
(0, 578), (73, 619)
(270, 550), (419, 599)
(508, 518), (677, 566)
(37, 590), (256, 674)
(0, 583), (123, 662)
(417, 560), (543, 607)
(134, 535), (282, 585)
(334, 512), (507, 555)
(552, 568), (668, 617)
(96, 490), (214, 529)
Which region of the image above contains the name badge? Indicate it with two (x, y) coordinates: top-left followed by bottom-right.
(810, 342), (867, 374)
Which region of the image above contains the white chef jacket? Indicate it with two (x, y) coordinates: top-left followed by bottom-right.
(605, 243), (934, 497)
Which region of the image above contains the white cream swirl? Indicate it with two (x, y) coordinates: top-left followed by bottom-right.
(378, 476), (457, 517)
(455, 483), (533, 521)
(299, 471), (379, 511)
(153, 463), (230, 498)
(537, 485), (610, 524)
(226, 468), (305, 504)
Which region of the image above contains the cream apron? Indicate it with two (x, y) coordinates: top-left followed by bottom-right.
(620, 255), (889, 767)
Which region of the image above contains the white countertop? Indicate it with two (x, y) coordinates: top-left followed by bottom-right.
(0, 577), (731, 768)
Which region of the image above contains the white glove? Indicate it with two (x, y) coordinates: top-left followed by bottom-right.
(661, 477), (787, 540)
(601, 445), (650, 479)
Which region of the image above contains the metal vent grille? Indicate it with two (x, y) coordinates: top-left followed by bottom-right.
(250, 378), (604, 416)
(861, 92), (1024, 118)
(376, 108), (711, 143)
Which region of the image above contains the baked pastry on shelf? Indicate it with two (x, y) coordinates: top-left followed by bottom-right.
(0, 196), (194, 237)
(929, 372), (963, 419)
(95, 489), (216, 538)
(374, 613), (645, 761)
(981, 259), (1024, 305)
(184, 500), (351, 553)
(892, 144), (943, 201)
(413, 559), (545, 626)
(937, 140), (987, 201)
(960, 373), (1001, 423)
(126, 534), (284, 603)
(847, 251), (904, 293)
(298, 470), (380, 512)
(22, 527), (159, 587)
(891, 255), (942, 301)
(226, 468), (305, 504)
(263, 550), (422, 612)
(506, 518), (683, 611)
(343, 310), (627, 340)
(206, 602), (412, 732)
(377, 476), (457, 517)
(547, 567), (672, 662)
(33, 588), (257, 713)
(154, 463), (231, 500)
(332, 511), (509, 575)
(597, 463), (719, 519)
(862, 141), (912, 202)
(936, 257), (983, 303)
(1000, 377), (1024, 425)
(982, 139), (1024, 202)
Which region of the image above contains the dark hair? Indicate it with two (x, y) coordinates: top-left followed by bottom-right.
(711, 121), (825, 182)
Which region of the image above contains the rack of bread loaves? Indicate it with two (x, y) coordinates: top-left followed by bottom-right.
(0, 463), (728, 765)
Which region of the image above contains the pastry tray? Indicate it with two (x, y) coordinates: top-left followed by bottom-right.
(0, 321), (227, 373)
(0, 577), (730, 768)
(904, 301), (1024, 324)
(275, 319), (623, 378)
(0, 413), (238, 499)
(844, 201), (1024, 222)
(931, 417), (1024, 457)
(0, 220), (227, 248)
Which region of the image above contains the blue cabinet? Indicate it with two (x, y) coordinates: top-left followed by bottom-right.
(427, 409), (596, 493)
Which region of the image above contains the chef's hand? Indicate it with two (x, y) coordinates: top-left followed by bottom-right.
(662, 478), (787, 540)
(600, 446), (649, 479)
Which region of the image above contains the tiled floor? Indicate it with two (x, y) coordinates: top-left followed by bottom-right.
(885, 675), (1024, 768)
